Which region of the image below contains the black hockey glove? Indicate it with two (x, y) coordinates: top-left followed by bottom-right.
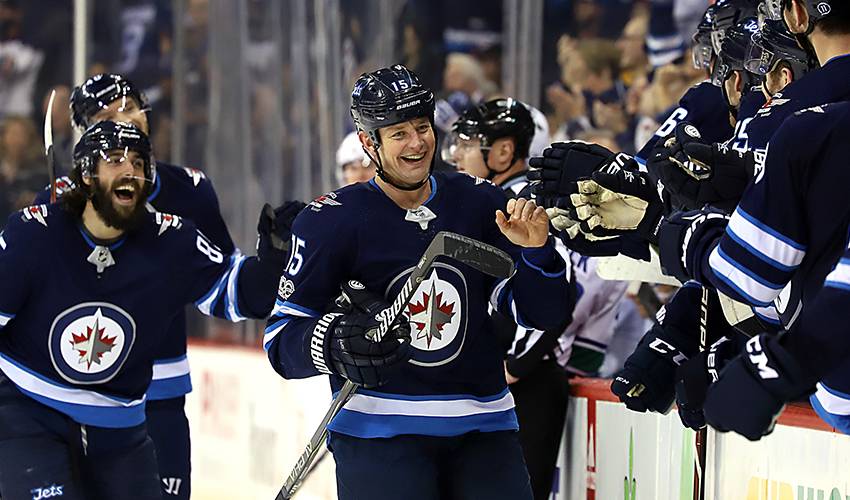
(308, 281), (411, 388)
(674, 333), (741, 430)
(568, 154), (664, 245)
(648, 123), (755, 212)
(611, 282), (712, 413)
(703, 333), (817, 440)
(528, 141), (615, 209)
(257, 201), (306, 263)
(657, 207), (730, 283)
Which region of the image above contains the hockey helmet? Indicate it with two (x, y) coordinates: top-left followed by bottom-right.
(71, 73), (150, 130)
(73, 121), (155, 183)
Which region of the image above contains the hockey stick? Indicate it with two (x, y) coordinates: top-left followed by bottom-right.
(275, 231), (515, 499)
(44, 89), (57, 203)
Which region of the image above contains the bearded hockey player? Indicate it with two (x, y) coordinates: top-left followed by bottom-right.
(264, 64), (573, 500)
(0, 121), (289, 499)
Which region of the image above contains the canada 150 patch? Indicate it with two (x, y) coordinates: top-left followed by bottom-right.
(49, 302), (136, 385)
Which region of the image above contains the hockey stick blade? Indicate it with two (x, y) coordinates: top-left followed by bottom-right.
(275, 231), (515, 499)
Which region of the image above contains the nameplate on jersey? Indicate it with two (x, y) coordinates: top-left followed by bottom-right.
(87, 245), (116, 274)
(21, 205), (49, 227)
(405, 206), (437, 230)
(49, 302), (136, 384)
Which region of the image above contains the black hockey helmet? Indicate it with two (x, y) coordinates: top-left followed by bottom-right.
(350, 64), (436, 190)
(444, 98), (535, 176)
(350, 64), (435, 147)
(712, 17), (762, 87)
(745, 18), (818, 78)
(70, 73), (150, 130)
(711, 0), (761, 55)
(693, 4), (719, 70)
(73, 121), (155, 183)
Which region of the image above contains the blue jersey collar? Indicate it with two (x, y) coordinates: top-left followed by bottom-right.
(368, 175), (437, 205)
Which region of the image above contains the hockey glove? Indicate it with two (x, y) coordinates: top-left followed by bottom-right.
(257, 201), (306, 263)
(674, 333), (741, 430)
(309, 281), (411, 388)
(528, 141), (615, 209)
(703, 333), (817, 440)
(648, 123), (754, 212)
(657, 207), (730, 283)
(569, 154), (664, 244)
(612, 282), (711, 413)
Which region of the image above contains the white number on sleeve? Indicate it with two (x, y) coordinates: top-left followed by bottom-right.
(655, 107), (689, 138)
(287, 236), (306, 276)
(196, 233), (224, 264)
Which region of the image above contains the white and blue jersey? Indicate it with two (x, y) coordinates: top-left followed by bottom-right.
(264, 171), (572, 439)
(35, 162), (237, 402)
(0, 204), (265, 428)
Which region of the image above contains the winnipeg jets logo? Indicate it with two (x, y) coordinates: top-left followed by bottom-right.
(49, 303), (136, 384)
(70, 310), (118, 369)
(408, 280), (456, 349)
(405, 268), (463, 354)
(155, 212), (183, 236)
(21, 205), (49, 227)
(183, 167), (206, 187)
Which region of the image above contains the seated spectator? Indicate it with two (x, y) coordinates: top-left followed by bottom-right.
(442, 52), (497, 103)
(0, 0), (44, 120)
(0, 115), (46, 224)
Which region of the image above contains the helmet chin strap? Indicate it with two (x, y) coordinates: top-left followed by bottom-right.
(365, 147), (431, 191)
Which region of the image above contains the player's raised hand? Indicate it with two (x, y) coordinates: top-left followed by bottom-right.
(495, 197), (549, 248)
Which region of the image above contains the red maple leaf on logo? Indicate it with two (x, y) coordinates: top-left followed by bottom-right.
(70, 320), (118, 369)
(407, 286), (456, 348)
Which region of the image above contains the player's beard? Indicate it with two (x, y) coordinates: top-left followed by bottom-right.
(90, 176), (149, 232)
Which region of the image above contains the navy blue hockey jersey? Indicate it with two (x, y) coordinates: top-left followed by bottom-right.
(635, 81), (735, 165)
(264, 172), (572, 439)
(686, 103), (850, 335)
(35, 162), (235, 401)
(744, 54), (850, 153)
(0, 205), (251, 428)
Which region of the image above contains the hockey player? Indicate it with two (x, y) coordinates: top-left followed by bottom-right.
(264, 65), (573, 500)
(0, 121), (289, 499)
(33, 72), (275, 500)
(536, 0), (850, 437)
(449, 97), (579, 500)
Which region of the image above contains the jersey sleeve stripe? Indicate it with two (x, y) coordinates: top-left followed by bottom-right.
(730, 207), (807, 263)
(824, 259), (850, 290)
(508, 291), (532, 330)
(489, 278), (510, 310)
(263, 318), (291, 351)
(274, 301), (320, 319)
(708, 248), (780, 307)
(341, 389), (514, 417)
(194, 265), (230, 315)
(521, 252), (565, 278)
(224, 254), (248, 322)
(725, 224), (799, 273)
(752, 305), (782, 325)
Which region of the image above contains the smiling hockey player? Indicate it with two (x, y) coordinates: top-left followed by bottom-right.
(0, 121), (290, 499)
(264, 64), (574, 500)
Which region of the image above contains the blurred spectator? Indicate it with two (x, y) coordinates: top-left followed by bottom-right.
(617, 6), (650, 88)
(0, 115), (46, 224)
(0, 0), (44, 120)
(443, 52), (497, 103)
(397, 1), (445, 92)
(335, 131), (374, 186)
(647, 0), (686, 68)
(575, 129), (620, 152)
(113, 0), (173, 106)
